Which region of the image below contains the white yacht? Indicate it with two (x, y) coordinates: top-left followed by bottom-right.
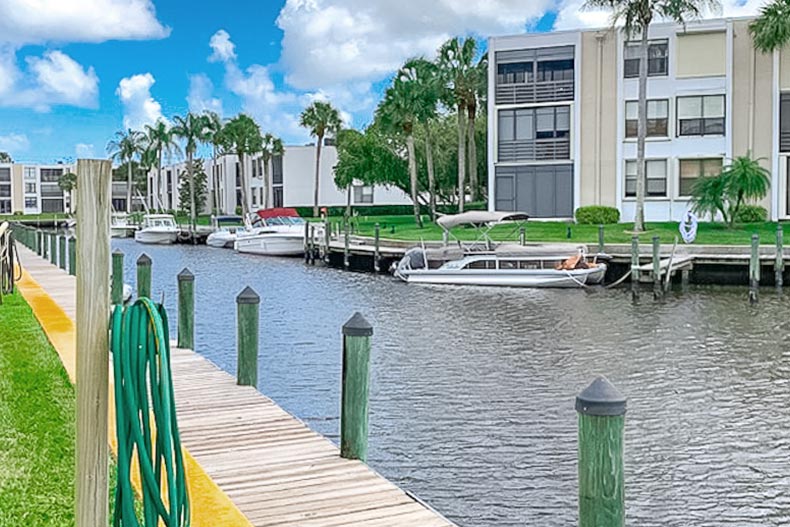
(234, 208), (307, 256)
(394, 212), (608, 288)
(134, 214), (178, 245)
(111, 212), (136, 238)
(206, 215), (246, 248)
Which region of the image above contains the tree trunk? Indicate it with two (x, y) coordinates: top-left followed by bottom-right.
(212, 146), (220, 214)
(187, 151), (196, 236)
(313, 136), (323, 217)
(467, 103), (478, 203)
(126, 161), (133, 213)
(634, 30), (649, 233)
(406, 133), (422, 228)
(263, 156), (270, 209)
(157, 148), (163, 212)
(239, 153), (249, 218)
(457, 107), (466, 213)
(346, 184), (352, 219)
(424, 122), (437, 220)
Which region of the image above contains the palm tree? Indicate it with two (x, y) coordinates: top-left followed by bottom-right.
(299, 101), (342, 216)
(584, 0), (718, 232)
(377, 76), (424, 227)
(221, 114), (262, 218)
(144, 120), (179, 211)
(750, 0), (790, 53)
(172, 113), (210, 233)
(137, 146), (158, 210)
(465, 54), (487, 203)
(692, 154), (770, 226)
(204, 111), (225, 214)
(57, 172), (77, 214)
(106, 129), (145, 213)
(260, 133), (284, 209)
(401, 58), (442, 219)
(438, 37), (478, 213)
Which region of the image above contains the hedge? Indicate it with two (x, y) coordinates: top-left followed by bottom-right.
(575, 205), (620, 225)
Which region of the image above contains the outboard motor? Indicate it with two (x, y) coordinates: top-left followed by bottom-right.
(394, 247), (427, 280)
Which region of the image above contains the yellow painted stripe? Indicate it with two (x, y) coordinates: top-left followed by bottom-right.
(16, 268), (253, 527)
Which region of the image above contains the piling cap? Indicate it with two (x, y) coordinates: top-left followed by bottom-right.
(575, 376), (627, 416)
(343, 312), (373, 337)
(137, 253), (151, 265)
(236, 286), (260, 304)
(113, 248), (124, 256)
(178, 268), (194, 282)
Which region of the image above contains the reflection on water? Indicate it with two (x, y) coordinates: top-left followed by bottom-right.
(116, 239), (790, 527)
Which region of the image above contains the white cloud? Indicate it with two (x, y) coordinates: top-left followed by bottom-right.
(0, 133), (29, 154)
(209, 29), (236, 63)
(276, 0), (553, 90)
(0, 0), (169, 45)
(75, 143), (95, 158)
(187, 74), (223, 115)
(116, 73), (164, 130)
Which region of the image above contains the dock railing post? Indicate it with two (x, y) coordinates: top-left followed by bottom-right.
(111, 250), (123, 304)
(652, 236), (661, 296)
(341, 312), (373, 461)
(75, 158), (111, 527)
(576, 376), (626, 527)
(177, 268), (195, 350)
(344, 220), (350, 269)
(49, 233), (55, 264)
(59, 234), (67, 270)
(598, 225), (605, 253)
(373, 223), (381, 273)
(775, 224), (783, 288)
(750, 233), (760, 304)
(36, 229), (42, 255)
(236, 286), (260, 387)
(136, 253), (151, 299)
(69, 236), (77, 276)
(630, 235), (639, 299)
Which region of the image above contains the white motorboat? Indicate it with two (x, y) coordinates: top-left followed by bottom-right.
(111, 212), (136, 238)
(234, 208), (307, 256)
(134, 214), (178, 245)
(206, 215), (247, 248)
(394, 211), (608, 288)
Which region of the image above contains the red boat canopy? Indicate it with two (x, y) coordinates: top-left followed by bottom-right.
(255, 208), (300, 219)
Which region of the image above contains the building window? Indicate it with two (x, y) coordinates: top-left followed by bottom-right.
(273, 187), (283, 208)
(24, 167), (36, 180)
(679, 158), (722, 197)
(498, 106), (570, 161)
(0, 185), (10, 198)
(625, 159), (667, 197)
(25, 182), (36, 194)
(0, 199), (10, 214)
(625, 99), (669, 138)
(497, 61), (533, 84)
(40, 168), (63, 182)
(25, 197), (37, 208)
(677, 95), (725, 136)
(324, 137), (336, 146)
(353, 185), (374, 204)
(251, 159), (258, 178)
(781, 93), (790, 152)
(624, 40), (668, 78)
(536, 59), (574, 82)
(0, 167), (10, 182)
(272, 156), (283, 184)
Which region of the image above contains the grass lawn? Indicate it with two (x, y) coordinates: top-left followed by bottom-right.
(337, 215), (782, 246)
(0, 292), (123, 526)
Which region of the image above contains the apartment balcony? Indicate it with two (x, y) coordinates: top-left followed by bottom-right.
(495, 79), (574, 106)
(497, 138), (571, 162)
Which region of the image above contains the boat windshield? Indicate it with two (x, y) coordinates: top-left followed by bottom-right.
(264, 217), (305, 226)
(148, 218), (175, 228)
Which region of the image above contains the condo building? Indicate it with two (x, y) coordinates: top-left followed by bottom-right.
(0, 162), (73, 215)
(488, 16), (790, 221)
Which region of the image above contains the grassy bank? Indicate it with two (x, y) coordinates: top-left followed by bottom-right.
(0, 292), (121, 526)
(342, 215), (782, 246)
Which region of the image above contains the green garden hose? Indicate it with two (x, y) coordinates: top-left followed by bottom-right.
(110, 298), (190, 527)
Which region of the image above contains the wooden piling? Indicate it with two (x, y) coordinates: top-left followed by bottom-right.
(598, 225), (605, 253)
(68, 236), (76, 276)
(630, 235), (639, 299)
(344, 221), (350, 269)
(576, 376), (626, 527)
(651, 236), (660, 294)
(775, 224), (783, 288)
(341, 312), (373, 461)
(36, 229), (42, 255)
(304, 221), (310, 264)
(750, 234), (759, 303)
(59, 235), (66, 270)
(177, 268), (195, 350)
(519, 226), (526, 246)
(309, 225), (316, 265)
(49, 233), (55, 264)
(373, 223), (381, 273)
(75, 158), (111, 527)
(236, 286), (260, 387)
(136, 253), (151, 299)
(324, 220), (331, 263)
(110, 250), (123, 304)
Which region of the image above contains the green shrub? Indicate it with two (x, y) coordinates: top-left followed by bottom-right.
(575, 206), (620, 225)
(294, 201), (487, 218)
(733, 204), (767, 223)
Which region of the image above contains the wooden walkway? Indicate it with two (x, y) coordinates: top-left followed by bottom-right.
(15, 245), (454, 527)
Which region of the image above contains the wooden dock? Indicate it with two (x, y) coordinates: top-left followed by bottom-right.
(15, 245), (454, 527)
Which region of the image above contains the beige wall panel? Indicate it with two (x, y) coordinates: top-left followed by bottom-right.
(579, 30), (618, 208)
(676, 31), (726, 78)
(11, 165), (23, 212)
(781, 47), (790, 91)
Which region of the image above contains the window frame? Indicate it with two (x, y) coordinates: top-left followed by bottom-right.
(624, 40), (669, 79)
(624, 99), (670, 139)
(24, 197), (37, 209)
(676, 94), (726, 137)
(678, 157), (723, 198)
(24, 182), (37, 194)
(353, 184), (374, 204)
(624, 158), (668, 198)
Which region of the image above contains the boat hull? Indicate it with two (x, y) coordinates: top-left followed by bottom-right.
(206, 232), (235, 248)
(235, 234), (303, 256)
(400, 265), (607, 288)
(134, 229), (178, 245)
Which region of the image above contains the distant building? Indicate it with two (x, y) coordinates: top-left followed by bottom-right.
(0, 162), (72, 214)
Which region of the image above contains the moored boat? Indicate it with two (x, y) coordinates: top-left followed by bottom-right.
(234, 208), (308, 256)
(134, 214), (178, 245)
(111, 212), (136, 238)
(206, 215), (246, 248)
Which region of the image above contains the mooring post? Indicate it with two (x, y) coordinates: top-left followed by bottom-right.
(775, 224), (784, 288)
(630, 235), (639, 298)
(750, 234), (760, 304)
(236, 286), (260, 387)
(303, 221), (310, 264)
(75, 158), (111, 527)
(373, 223), (381, 273)
(519, 226), (526, 246)
(652, 236), (661, 294)
(110, 250), (123, 304)
(576, 376), (626, 527)
(59, 234), (67, 270)
(681, 269), (690, 289)
(177, 268), (195, 350)
(344, 220), (350, 269)
(309, 224), (316, 265)
(35, 229), (42, 255)
(341, 312), (373, 461)
(136, 253), (151, 299)
(598, 225), (605, 253)
(49, 233), (55, 264)
(68, 236), (76, 276)
(324, 220), (331, 263)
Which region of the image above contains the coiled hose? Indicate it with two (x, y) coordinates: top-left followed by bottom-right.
(111, 298), (190, 526)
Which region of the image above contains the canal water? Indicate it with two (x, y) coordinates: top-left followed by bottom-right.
(116, 239), (790, 527)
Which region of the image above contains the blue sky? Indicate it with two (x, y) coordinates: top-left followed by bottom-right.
(0, 0), (758, 163)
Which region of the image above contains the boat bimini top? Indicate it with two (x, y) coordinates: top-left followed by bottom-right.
(436, 211), (529, 230)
